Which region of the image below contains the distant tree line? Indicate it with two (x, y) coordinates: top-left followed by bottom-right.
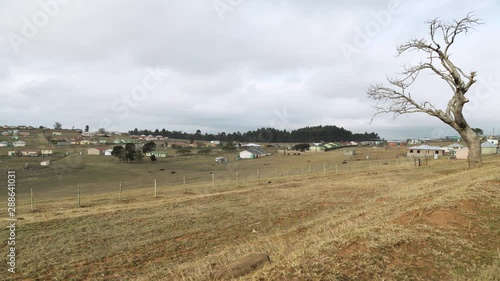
(129, 125), (379, 143)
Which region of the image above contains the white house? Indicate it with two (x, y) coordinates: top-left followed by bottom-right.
(242, 143), (261, 148)
(408, 139), (423, 145)
(481, 141), (497, 155)
(407, 145), (445, 158)
(448, 143), (464, 149)
(104, 149), (113, 156)
(13, 140), (26, 147)
(210, 140), (221, 146)
(40, 160), (50, 166)
(41, 149), (54, 156)
(0, 141), (9, 147)
(239, 148), (267, 159)
(52, 132), (62, 136)
(146, 152), (167, 158)
(81, 132), (94, 137)
(487, 139), (499, 146)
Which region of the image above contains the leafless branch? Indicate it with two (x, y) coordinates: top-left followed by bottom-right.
(368, 13), (482, 127)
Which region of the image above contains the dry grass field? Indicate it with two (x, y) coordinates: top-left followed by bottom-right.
(1, 150), (499, 280)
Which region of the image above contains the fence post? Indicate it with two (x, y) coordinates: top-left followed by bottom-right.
(335, 164), (338, 175)
(154, 178), (157, 198)
(275, 168), (278, 182)
(236, 171), (239, 187)
(77, 186), (81, 208)
(257, 170), (260, 183)
(379, 160), (382, 169)
(119, 181), (122, 201)
(30, 188), (34, 212)
(212, 173), (215, 189)
(323, 163), (326, 176)
(183, 176), (186, 193)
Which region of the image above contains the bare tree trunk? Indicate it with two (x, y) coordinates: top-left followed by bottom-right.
(458, 127), (482, 168)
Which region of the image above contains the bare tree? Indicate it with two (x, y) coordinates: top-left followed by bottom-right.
(367, 13), (484, 168)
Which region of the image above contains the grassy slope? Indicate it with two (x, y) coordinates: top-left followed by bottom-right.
(1, 157), (499, 280)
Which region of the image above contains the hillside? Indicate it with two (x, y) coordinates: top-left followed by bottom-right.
(1, 156), (499, 280)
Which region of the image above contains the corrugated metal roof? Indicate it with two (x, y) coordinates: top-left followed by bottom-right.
(407, 145), (445, 150)
(481, 142), (497, 148)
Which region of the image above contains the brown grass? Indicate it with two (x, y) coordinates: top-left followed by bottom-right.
(1, 155), (499, 280)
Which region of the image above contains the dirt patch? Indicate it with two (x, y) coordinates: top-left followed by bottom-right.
(393, 208), (469, 229)
(336, 242), (370, 259)
(423, 209), (468, 228)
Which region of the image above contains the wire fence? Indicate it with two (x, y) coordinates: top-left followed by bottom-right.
(7, 156), (465, 212)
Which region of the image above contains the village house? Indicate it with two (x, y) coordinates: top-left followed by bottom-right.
(104, 149), (113, 156)
(407, 145), (445, 158)
(408, 139), (423, 145)
(52, 132), (62, 136)
(13, 140), (26, 147)
(20, 149), (39, 157)
(309, 144), (325, 153)
(87, 148), (107, 156)
(145, 152), (167, 158)
(209, 140), (221, 147)
(41, 149), (54, 156)
(81, 132), (95, 137)
(239, 148), (268, 159)
(7, 151), (17, 156)
(0, 141), (9, 147)
(388, 140), (407, 147)
(80, 140), (91, 145)
(19, 132), (30, 136)
(486, 139), (499, 146)
(481, 141), (498, 155)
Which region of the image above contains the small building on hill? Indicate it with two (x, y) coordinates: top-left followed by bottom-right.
(41, 149), (54, 156)
(323, 142), (342, 150)
(407, 145), (445, 158)
(0, 141), (9, 147)
(455, 148), (468, 160)
(145, 152), (167, 158)
(88, 148), (107, 156)
(388, 140), (406, 147)
(309, 144), (325, 153)
(481, 141), (498, 155)
(239, 148), (267, 159)
(20, 150), (39, 157)
(13, 140), (26, 147)
(448, 143), (464, 149)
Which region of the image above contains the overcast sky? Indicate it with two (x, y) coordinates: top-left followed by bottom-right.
(1, 0), (499, 140)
